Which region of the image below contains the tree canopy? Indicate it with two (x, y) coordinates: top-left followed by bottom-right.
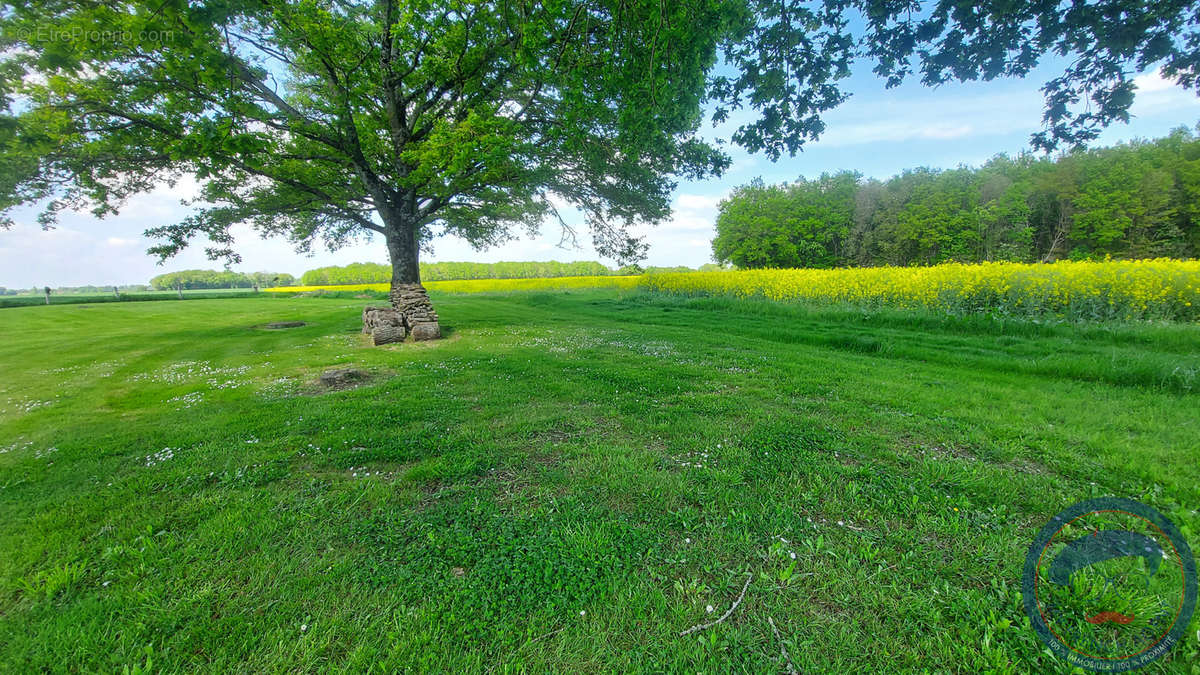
(713, 127), (1200, 269)
(2, 0), (1199, 288)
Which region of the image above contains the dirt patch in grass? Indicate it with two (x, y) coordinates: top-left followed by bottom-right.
(286, 367), (391, 395)
(312, 367), (375, 392)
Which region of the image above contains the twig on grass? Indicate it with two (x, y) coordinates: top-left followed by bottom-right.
(521, 626), (564, 650)
(768, 616), (799, 674)
(678, 573), (753, 636)
(486, 627), (565, 674)
(863, 562), (899, 582)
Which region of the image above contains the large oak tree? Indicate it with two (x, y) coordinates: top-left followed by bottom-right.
(2, 0), (1198, 325)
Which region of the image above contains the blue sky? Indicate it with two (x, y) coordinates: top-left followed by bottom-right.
(2, 60), (1198, 287)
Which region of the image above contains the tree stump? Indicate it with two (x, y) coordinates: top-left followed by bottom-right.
(361, 306), (382, 334)
(362, 306), (407, 344)
(409, 322), (441, 341)
(372, 324), (407, 345)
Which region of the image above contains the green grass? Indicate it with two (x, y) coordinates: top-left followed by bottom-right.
(0, 288), (262, 308)
(1, 290), (1198, 672)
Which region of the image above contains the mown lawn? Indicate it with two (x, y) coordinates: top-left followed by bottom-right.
(1, 290), (1198, 672)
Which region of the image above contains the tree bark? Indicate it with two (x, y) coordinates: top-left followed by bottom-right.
(384, 217), (422, 286)
(380, 204), (441, 340)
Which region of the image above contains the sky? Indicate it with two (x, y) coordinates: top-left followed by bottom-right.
(2, 59), (1198, 288)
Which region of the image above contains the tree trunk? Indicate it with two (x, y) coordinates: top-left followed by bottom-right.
(1042, 204), (1070, 262)
(381, 209), (441, 340)
(385, 223), (422, 286)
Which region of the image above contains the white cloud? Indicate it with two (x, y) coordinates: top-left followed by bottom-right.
(920, 123), (975, 140)
(676, 193), (722, 210)
(1129, 71), (1200, 116)
(820, 120), (979, 146)
(1134, 70), (1176, 94)
(811, 90), (1039, 148)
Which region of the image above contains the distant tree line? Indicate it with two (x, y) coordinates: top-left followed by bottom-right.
(300, 261), (719, 285)
(714, 128), (1200, 269)
(9, 262), (718, 297)
(150, 270), (297, 290)
(300, 262), (391, 285)
(3, 284), (152, 295)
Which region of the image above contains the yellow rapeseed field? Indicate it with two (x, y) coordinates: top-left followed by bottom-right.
(267, 274), (642, 295)
(639, 259), (1200, 321)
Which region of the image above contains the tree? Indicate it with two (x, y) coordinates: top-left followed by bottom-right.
(4, 0), (1199, 328)
(712, 172), (858, 269)
(716, 128), (1200, 269)
(972, 156), (1038, 262)
(248, 271), (297, 288)
(150, 268), (293, 289)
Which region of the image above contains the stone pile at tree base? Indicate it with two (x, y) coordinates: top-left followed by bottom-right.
(389, 284), (442, 341)
(360, 283), (441, 345)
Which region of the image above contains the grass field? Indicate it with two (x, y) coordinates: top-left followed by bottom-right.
(0, 288), (261, 308)
(1, 289), (1198, 672)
